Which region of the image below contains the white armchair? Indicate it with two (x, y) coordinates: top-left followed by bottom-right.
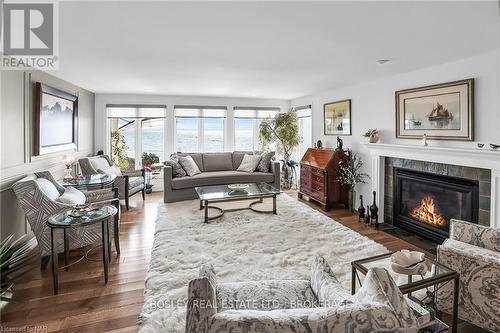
(12, 171), (119, 268)
(186, 256), (418, 333)
(437, 219), (500, 332)
(78, 155), (145, 210)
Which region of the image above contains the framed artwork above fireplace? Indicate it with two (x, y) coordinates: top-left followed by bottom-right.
(395, 79), (474, 141)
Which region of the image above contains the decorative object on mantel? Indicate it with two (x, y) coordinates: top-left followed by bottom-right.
(324, 99), (351, 135)
(395, 78), (474, 141)
(363, 129), (379, 143)
(421, 133), (428, 146)
(490, 144), (500, 150)
(34, 82), (78, 156)
(338, 153), (369, 212)
(477, 143), (484, 149)
(370, 191), (379, 227)
(316, 140), (323, 149)
(63, 155), (75, 179)
(357, 195), (365, 222)
(335, 136), (343, 151)
(390, 250), (429, 275)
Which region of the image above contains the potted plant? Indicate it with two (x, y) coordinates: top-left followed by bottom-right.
(110, 131), (130, 170)
(338, 152), (370, 212)
(1, 235), (38, 306)
(259, 110), (300, 189)
(363, 129), (379, 143)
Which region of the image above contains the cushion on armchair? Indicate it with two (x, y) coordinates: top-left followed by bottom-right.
(98, 165), (122, 176)
(311, 255), (354, 307)
(34, 178), (60, 201)
(89, 156), (111, 171)
(57, 187), (86, 205)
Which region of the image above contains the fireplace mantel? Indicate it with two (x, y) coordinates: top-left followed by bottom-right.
(363, 142), (500, 228)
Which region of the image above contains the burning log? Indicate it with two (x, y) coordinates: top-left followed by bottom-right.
(411, 195), (446, 227)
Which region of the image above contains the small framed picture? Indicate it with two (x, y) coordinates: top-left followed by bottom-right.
(396, 79), (474, 140)
(324, 99), (351, 135)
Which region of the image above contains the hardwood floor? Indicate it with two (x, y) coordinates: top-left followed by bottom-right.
(0, 191), (485, 332)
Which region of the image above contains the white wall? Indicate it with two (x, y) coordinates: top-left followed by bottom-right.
(291, 50), (500, 211)
(0, 70), (95, 238)
(94, 94), (290, 156)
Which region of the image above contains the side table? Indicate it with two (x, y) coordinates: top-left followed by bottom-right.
(47, 205), (118, 294)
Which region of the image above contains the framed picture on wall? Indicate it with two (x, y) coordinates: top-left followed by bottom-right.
(324, 99), (351, 135)
(396, 79), (474, 140)
(34, 82), (78, 156)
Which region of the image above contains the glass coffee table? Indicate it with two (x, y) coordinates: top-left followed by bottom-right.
(351, 252), (459, 332)
(58, 174), (117, 190)
(195, 183), (281, 223)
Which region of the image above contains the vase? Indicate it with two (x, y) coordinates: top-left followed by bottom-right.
(368, 133), (379, 143)
(370, 191), (379, 227)
(348, 189), (356, 212)
(280, 163), (293, 190)
(357, 195), (365, 222)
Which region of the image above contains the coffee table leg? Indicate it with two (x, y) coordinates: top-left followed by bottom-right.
(101, 220), (109, 283)
(51, 228), (58, 295)
(200, 200), (203, 210)
(63, 229), (69, 271)
(273, 195), (277, 214)
(107, 220), (111, 263)
(351, 266), (356, 295)
(113, 201), (120, 256)
(204, 200), (209, 223)
(452, 275), (459, 333)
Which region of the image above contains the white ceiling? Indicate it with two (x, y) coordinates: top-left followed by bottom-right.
(54, 1), (499, 99)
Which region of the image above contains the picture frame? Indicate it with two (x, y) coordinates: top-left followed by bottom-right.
(34, 82), (78, 156)
(324, 99), (351, 135)
(395, 79), (474, 141)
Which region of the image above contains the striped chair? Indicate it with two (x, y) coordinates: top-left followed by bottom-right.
(12, 171), (120, 269)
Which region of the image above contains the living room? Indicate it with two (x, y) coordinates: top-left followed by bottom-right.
(1, 1), (499, 333)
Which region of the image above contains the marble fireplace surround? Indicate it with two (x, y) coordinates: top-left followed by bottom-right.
(364, 143), (500, 229)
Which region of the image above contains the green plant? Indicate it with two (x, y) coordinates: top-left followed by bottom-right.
(1, 235), (37, 302)
(110, 131), (129, 170)
(142, 152), (160, 166)
(338, 153), (370, 189)
(259, 110), (300, 162)
(363, 128), (379, 138)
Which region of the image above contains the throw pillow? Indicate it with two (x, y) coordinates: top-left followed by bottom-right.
(178, 155), (201, 176)
(163, 159), (187, 178)
(237, 154), (262, 172)
(34, 178), (60, 201)
(57, 187), (86, 205)
(255, 151), (275, 173)
(89, 157), (110, 171)
(98, 165), (122, 176)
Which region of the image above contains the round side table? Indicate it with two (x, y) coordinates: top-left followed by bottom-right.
(47, 205), (118, 294)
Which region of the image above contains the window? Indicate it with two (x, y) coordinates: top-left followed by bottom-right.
(174, 106), (226, 153)
(233, 107), (280, 151)
(293, 105), (312, 161)
(107, 105), (166, 168)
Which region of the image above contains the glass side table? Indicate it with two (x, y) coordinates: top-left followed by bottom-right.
(351, 252), (459, 333)
(47, 205), (118, 294)
(58, 174), (117, 190)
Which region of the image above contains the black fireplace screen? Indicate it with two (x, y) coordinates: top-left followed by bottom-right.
(394, 168), (478, 243)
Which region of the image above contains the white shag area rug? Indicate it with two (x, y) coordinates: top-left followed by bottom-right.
(139, 194), (388, 332)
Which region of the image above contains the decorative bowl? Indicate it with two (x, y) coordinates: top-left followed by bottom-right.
(228, 184), (249, 192)
(69, 209), (87, 218)
(73, 204), (88, 210)
(390, 250), (429, 275)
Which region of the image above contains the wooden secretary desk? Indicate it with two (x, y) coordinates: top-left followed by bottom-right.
(298, 148), (349, 211)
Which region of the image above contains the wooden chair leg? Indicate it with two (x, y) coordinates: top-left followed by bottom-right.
(125, 197), (129, 210)
(41, 255), (50, 270)
(142, 188), (145, 200)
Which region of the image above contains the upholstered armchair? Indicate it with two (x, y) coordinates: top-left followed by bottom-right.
(437, 219), (500, 332)
(186, 256), (418, 333)
(79, 155), (145, 210)
(12, 171), (120, 268)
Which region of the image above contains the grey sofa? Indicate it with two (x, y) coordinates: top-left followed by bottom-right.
(163, 152), (280, 203)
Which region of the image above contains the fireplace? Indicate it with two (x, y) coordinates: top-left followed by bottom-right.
(393, 168), (479, 243)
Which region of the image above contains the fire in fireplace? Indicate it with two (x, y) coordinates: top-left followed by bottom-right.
(393, 168), (479, 243)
